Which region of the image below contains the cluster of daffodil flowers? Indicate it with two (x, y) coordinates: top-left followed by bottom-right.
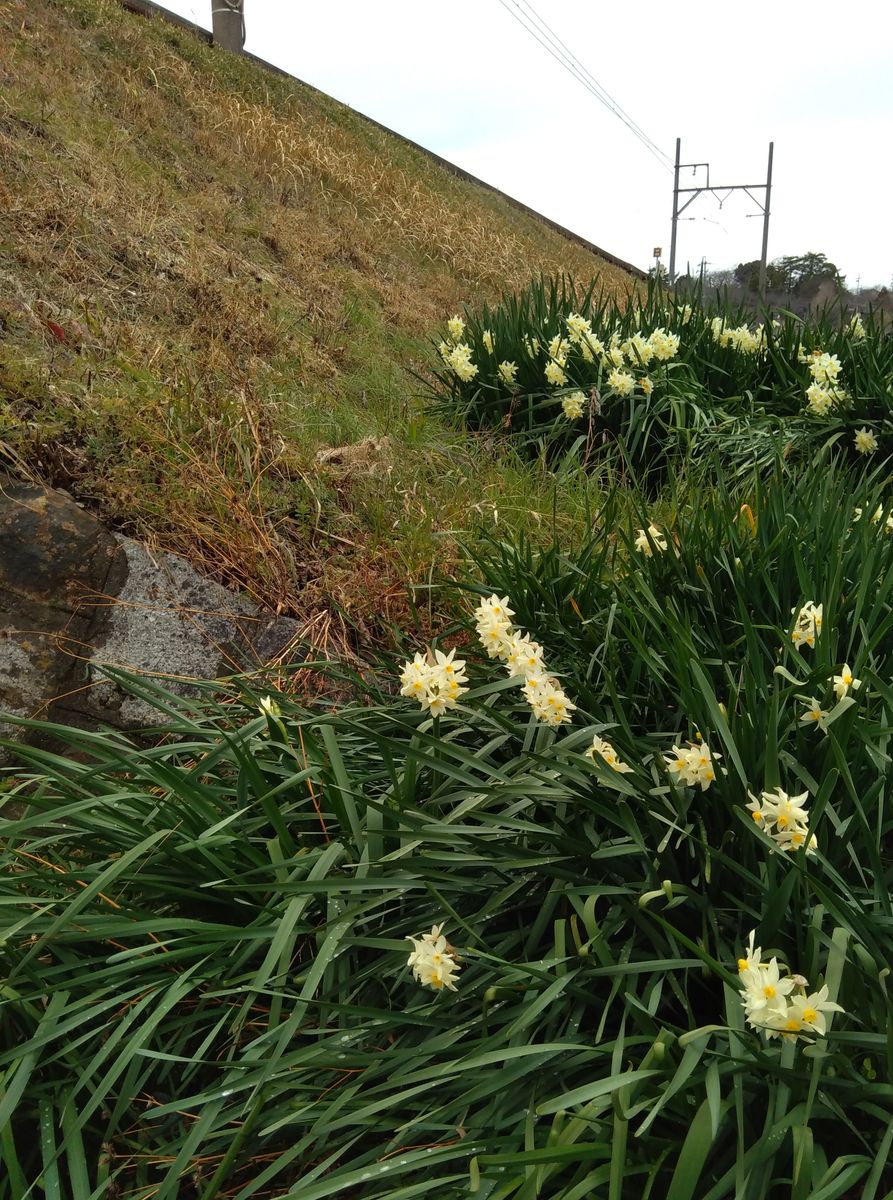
(848, 313), (866, 340)
(399, 648), (468, 717)
(560, 390), (588, 421)
(594, 326), (679, 401)
(442, 308), (682, 410)
(798, 349), (848, 416)
(474, 594), (577, 726)
(664, 740), (722, 790)
(853, 503), (893, 533)
(791, 600), (823, 649)
(738, 931), (844, 1043)
(438, 315), (479, 383)
(633, 522), (669, 556)
(746, 786), (816, 854)
(710, 317), (768, 355)
(406, 925), (461, 992)
(585, 734), (633, 773)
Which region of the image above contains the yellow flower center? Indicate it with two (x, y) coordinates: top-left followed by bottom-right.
(777, 814), (789, 828)
(738, 958), (749, 973)
(763, 985), (776, 999)
(803, 1007), (818, 1023)
(751, 810), (763, 822)
(785, 1018), (801, 1031)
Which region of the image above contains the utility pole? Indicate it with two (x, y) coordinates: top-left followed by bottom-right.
(211, 0), (244, 51)
(757, 142), (773, 296)
(669, 138), (774, 295)
(668, 138), (681, 286)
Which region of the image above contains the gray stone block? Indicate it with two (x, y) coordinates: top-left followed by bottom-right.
(0, 478), (303, 746)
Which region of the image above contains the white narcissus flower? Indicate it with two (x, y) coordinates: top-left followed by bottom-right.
(648, 327), (680, 361)
(634, 523), (668, 556)
(791, 601), (822, 649)
(561, 391), (586, 420)
(738, 940), (845, 1045)
(431, 648), (468, 689)
(477, 619), (511, 659)
(786, 985), (845, 1036)
(586, 734), (633, 773)
(497, 360), (518, 386)
(853, 504), (887, 528)
(737, 929), (763, 976)
(502, 632), (544, 679)
(446, 315), (465, 342)
(474, 594), (515, 659)
(775, 826), (817, 854)
(522, 678), (576, 727)
(399, 652), (433, 703)
(472, 595), (578, 726)
(805, 383), (835, 416)
(406, 924), (461, 992)
(664, 741), (721, 791)
(772, 791), (810, 832)
(548, 335), (570, 365)
(448, 343), (478, 383)
(399, 649), (467, 715)
(544, 360), (568, 387)
(622, 331), (654, 367)
(258, 695), (282, 718)
(746, 792), (774, 828)
(799, 697), (829, 732)
(832, 664), (861, 700)
(639, 376), (653, 397)
(607, 367), (635, 396)
(482, 329), (494, 354)
(808, 351), (842, 384)
(740, 956), (796, 1023)
(474, 594), (515, 625)
(565, 312), (592, 342)
(746, 786), (814, 855)
(849, 314), (866, 340)
(854, 427), (878, 454)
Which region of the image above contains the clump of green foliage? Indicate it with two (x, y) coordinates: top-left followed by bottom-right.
(425, 278), (893, 478)
(4, 456), (893, 1198)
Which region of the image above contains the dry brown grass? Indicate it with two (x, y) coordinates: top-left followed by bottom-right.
(0, 0), (638, 647)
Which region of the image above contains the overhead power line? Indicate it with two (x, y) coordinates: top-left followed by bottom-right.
(494, 0), (673, 173)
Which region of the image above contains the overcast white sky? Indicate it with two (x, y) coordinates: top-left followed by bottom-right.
(157, 0), (893, 289)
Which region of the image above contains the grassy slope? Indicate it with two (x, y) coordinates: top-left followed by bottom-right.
(0, 0), (637, 647)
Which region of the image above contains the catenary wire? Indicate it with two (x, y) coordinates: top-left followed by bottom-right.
(494, 0), (673, 173)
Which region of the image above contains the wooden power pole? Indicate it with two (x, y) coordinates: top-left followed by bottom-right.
(212, 0), (244, 51)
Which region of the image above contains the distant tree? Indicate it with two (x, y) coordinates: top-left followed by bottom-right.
(776, 252), (845, 296)
(734, 260), (785, 292)
(703, 267), (736, 289)
(734, 253), (844, 296)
